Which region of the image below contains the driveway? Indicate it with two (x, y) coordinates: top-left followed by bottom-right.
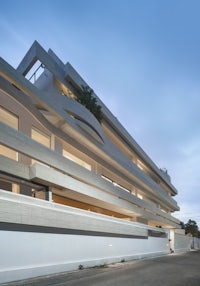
(2, 250), (200, 286)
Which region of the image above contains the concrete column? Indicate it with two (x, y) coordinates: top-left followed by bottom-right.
(45, 186), (52, 201)
(169, 229), (175, 252)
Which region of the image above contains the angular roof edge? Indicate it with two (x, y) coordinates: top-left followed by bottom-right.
(16, 41), (178, 195)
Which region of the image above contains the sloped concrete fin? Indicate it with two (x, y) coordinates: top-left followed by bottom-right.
(17, 40), (39, 75)
(17, 41), (64, 78)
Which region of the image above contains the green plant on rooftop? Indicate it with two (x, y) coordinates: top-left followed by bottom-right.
(77, 85), (103, 123)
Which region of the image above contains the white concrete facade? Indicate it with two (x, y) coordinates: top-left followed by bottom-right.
(1, 41), (197, 283)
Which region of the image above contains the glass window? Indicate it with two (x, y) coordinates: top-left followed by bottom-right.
(137, 193), (143, 200)
(63, 149), (91, 171)
(31, 128), (50, 165)
(0, 106), (18, 160)
(0, 106), (18, 129)
(31, 128), (50, 148)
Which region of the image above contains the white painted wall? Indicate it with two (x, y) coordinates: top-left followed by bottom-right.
(1, 190), (199, 284)
(170, 229), (192, 253)
(0, 230), (170, 283)
(0, 190), (171, 283)
(194, 237), (200, 249)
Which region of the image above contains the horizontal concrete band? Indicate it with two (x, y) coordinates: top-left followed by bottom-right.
(0, 190), (153, 238)
(0, 222), (166, 238)
(0, 222), (147, 239)
(0, 143), (180, 229)
(31, 163), (179, 227)
(16, 40), (178, 196)
(148, 230), (167, 238)
(0, 153), (180, 228)
(0, 121), (179, 212)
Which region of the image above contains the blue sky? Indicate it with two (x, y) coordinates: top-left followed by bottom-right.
(1, 0), (200, 226)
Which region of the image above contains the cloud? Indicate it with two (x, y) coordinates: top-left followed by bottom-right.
(174, 202), (200, 227)
(0, 17), (29, 67)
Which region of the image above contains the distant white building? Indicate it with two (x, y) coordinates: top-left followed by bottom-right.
(0, 41), (182, 283)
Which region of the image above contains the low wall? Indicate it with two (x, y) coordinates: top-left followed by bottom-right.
(0, 190), (170, 283)
(170, 229), (192, 253)
(0, 230), (170, 283)
(193, 237), (200, 249)
(174, 233), (192, 252)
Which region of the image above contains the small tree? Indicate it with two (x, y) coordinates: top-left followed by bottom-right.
(185, 219), (199, 237)
(77, 86), (103, 123)
(180, 221), (185, 229)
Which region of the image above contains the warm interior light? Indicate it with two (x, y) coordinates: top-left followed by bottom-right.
(63, 149), (91, 171)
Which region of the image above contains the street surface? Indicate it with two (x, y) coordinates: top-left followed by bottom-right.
(2, 250), (200, 286)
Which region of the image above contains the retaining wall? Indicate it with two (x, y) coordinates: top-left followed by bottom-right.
(0, 190), (171, 283)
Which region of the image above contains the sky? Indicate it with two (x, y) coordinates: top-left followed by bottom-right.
(1, 0), (200, 226)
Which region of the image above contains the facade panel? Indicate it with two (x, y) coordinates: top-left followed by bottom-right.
(0, 41), (180, 229)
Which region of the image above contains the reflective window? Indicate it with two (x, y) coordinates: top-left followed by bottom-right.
(0, 106), (18, 160)
(63, 149), (91, 171)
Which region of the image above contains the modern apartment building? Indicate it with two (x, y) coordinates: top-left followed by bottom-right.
(0, 41), (183, 283)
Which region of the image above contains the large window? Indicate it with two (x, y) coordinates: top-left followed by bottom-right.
(63, 149), (91, 171)
(31, 127), (50, 165)
(31, 128), (51, 147)
(0, 106), (18, 160)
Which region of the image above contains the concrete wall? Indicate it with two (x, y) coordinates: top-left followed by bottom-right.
(174, 233), (192, 252)
(0, 230), (170, 284)
(170, 229), (192, 253)
(0, 190), (170, 283)
(194, 237), (200, 249)
(1, 190), (200, 284)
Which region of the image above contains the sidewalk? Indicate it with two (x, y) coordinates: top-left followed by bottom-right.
(1, 250), (200, 286)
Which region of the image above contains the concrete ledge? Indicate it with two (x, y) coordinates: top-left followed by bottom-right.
(0, 155), (30, 180)
(0, 190), (147, 237)
(30, 163), (181, 227)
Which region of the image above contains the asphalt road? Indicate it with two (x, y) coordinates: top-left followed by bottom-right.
(2, 250), (200, 286)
